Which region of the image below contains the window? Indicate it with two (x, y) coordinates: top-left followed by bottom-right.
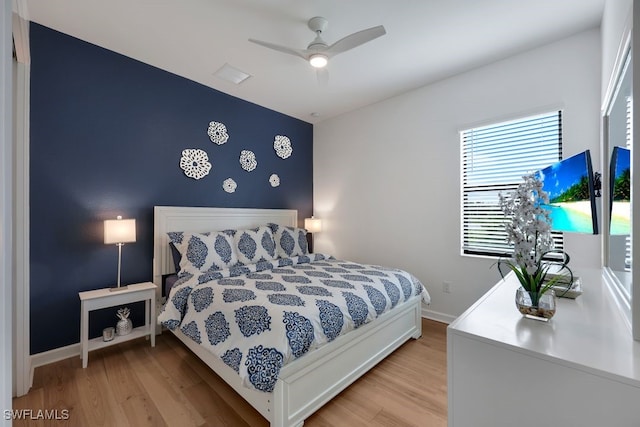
(461, 111), (563, 257)
(625, 94), (632, 271)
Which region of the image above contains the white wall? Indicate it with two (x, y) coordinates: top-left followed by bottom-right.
(601, 0), (632, 101)
(314, 29), (601, 320)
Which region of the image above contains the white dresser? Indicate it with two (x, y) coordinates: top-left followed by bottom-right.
(447, 269), (640, 427)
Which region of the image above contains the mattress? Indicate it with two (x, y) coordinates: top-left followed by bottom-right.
(158, 253), (430, 393)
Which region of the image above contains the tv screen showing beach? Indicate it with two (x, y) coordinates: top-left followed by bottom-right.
(610, 146), (631, 235)
(536, 150), (598, 234)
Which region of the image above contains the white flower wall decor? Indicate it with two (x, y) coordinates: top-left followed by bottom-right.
(181, 127), (293, 189)
(223, 178), (237, 193)
(239, 150), (257, 171)
(180, 149), (212, 180)
(273, 135), (292, 159)
(208, 121), (229, 145)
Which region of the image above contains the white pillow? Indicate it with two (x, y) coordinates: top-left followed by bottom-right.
(170, 231), (238, 273)
(268, 223), (309, 258)
(234, 226), (277, 265)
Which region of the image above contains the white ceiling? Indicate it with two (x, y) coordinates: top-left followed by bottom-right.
(20, 0), (605, 124)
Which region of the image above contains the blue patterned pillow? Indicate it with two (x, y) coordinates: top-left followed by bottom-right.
(234, 226), (277, 265)
(268, 223), (309, 258)
(169, 231), (238, 273)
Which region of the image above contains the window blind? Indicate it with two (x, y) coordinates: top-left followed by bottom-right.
(461, 111), (563, 257)
(625, 96), (632, 271)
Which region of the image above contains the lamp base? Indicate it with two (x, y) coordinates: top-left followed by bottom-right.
(109, 285), (129, 292)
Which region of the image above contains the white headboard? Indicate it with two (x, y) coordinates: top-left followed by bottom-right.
(153, 206), (298, 303)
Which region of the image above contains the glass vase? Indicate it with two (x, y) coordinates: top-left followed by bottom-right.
(515, 287), (556, 321)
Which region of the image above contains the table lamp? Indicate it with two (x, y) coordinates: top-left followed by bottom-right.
(304, 216), (322, 253)
(104, 215), (136, 291)
(304, 216), (322, 233)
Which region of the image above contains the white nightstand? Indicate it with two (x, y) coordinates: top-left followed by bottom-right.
(79, 282), (156, 368)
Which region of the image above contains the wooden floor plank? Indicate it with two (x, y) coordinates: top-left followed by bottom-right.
(182, 381), (253, 427)
(13, 319), (447, 426)
(122, 343), (206, 427)
(118, 394), (167, 427)
(149, 336), (203, 389)
(100, 345), (147, 405)
(183, 351), (269, 427)
(75, 356), (130, 426)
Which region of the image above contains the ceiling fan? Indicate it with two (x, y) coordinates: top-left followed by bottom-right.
(249, 17), (386, 84)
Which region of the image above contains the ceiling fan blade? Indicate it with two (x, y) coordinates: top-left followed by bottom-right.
(316, 68), (329, 87)
(325, 25), (386, 56)
(248, 38), (308, 60)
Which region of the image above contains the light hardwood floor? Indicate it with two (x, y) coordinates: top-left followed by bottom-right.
(13, 319), (447, 426)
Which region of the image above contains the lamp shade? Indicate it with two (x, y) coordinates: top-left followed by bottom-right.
(304, 217), (322, 233)
(104, 217), (136, 244)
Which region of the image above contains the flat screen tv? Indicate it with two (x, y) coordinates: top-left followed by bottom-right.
(535, 150), (598, 234)
(609, 146), (631, 235)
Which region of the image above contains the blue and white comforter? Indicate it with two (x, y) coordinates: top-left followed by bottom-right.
(158, 253), (430, 393)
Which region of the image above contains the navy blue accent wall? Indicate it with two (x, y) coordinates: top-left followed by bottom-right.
(29, 23), (313, 354)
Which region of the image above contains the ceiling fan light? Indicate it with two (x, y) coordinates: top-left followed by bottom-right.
(309, 53), (328, 68)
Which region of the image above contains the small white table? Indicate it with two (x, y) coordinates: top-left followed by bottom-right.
(79, 282), (156, 368)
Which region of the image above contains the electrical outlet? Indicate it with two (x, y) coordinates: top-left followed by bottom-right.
(442, 281), (452, 294)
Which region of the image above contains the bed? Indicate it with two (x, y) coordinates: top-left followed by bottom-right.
(153, 206), (430, 427)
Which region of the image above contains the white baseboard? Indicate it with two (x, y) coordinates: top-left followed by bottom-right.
(28, 343), (80, 390)
(422, 307), (457, 324)
(28, 308), (455, 377)
(30, 343), (80, 370)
